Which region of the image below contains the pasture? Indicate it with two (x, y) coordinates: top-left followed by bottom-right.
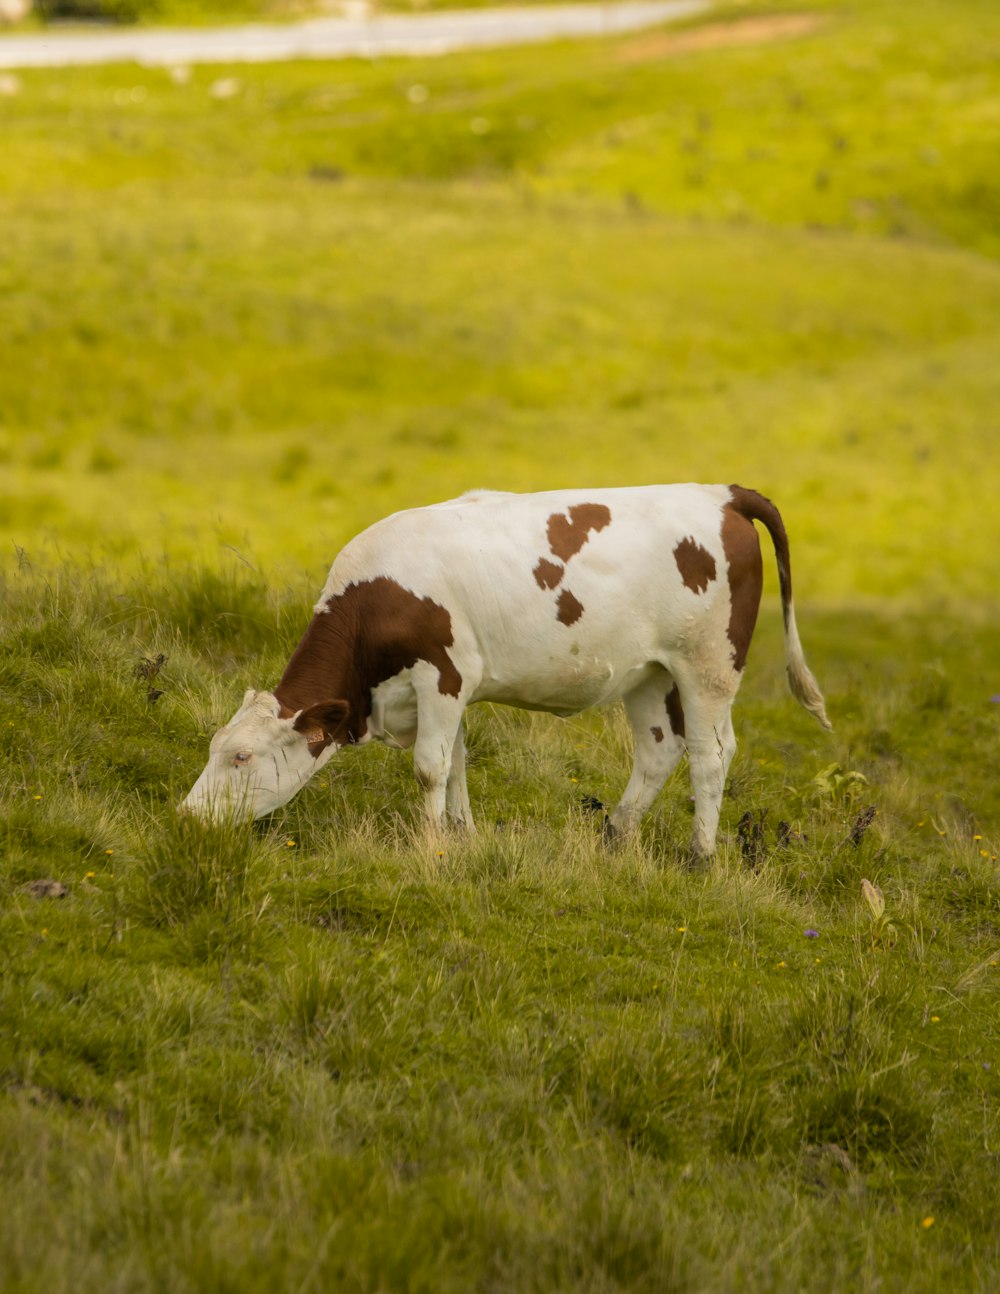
(1, 0), (999, 1289)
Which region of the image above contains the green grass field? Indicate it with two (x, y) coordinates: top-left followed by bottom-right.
(2, 0), (999, 1289)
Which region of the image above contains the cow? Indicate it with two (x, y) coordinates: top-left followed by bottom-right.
(182, 484), (831, 859)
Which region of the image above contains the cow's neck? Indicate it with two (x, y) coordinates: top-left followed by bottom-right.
(273, 577), (462, 745)
(274, 601), (367, 742)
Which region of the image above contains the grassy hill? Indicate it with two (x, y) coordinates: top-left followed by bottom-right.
(2, 0), (999, 596)
(1, 1), (999, 1289)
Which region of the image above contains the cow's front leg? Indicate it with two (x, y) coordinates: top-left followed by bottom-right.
(413, 696), (466, 830)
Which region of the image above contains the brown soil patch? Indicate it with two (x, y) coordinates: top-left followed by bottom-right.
(617, 13), (829, 64)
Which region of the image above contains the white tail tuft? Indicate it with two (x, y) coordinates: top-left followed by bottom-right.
(784, 605), (832, 731)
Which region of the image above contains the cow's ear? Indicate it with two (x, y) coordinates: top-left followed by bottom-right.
(231, 688), (258, 718)
(292, 700), (350, 748)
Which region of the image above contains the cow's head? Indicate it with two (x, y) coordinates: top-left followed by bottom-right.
(181, 689), (349, 821)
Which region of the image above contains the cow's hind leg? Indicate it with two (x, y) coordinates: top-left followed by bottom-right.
(445, 721), (475, 831)
(608, 668), (687, 836)
(674, 683), (738, 863)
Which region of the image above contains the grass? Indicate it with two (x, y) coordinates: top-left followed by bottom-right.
(1, 0), (999, 1288)
(1, 566), (998, 1291)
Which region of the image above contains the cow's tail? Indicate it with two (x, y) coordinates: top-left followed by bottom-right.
(728, 485), (832, 731)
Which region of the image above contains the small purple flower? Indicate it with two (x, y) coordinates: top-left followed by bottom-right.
(804, 929), (820, 939)
(991, 695), (1000, 704)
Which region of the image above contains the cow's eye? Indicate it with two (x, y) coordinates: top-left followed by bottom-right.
(233, 751), (253, 767)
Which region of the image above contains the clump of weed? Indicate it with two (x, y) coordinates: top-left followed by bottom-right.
(703, 993), (783, 1157)
(780, 975), (933, 1170)
(795, 1069), (932, 1171)
(578, 1022), (704, 1160)
(0, 800), (110, 886)
(153, 567), (275, 659)
(275, 939), (347, 1044)
(460, 827), (531, 885)
(860, 877), (898, 948)
(928, 852), (1000, 938)
(127, 810), (264, 934)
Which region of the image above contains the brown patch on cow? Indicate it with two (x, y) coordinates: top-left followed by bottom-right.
(275, 577), (463, 750)
(650, 725), (664, 744)
(665, 685), (685, 739)
(720, 504), (764, 673)
(546, 503), (611, 563)
(533, 557), (565, 590)
(673, 536), (717, 595)
(555, 589), (585, 626)
(727, 484), (792, 628)
(617, 14), (829, 64)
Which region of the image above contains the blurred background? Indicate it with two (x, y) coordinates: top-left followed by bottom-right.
(1, 0), (998, 611)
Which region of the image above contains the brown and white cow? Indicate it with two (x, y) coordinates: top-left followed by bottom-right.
(182, 484), (831, 858)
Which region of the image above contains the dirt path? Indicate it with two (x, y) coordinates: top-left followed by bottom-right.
(617, 12), (828, 62)
(0, 0), (708, 68)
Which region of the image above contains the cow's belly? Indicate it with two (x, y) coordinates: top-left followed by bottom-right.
(473, 656), (659, 718)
